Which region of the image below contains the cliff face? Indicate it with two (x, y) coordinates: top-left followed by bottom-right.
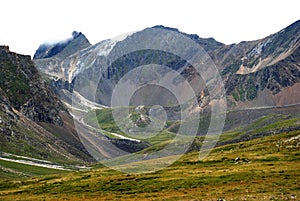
(0, 46), (63, 125)
(0, 46), (93, 163)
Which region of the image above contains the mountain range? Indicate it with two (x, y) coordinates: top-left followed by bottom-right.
(34, 20), (300, 110)
(0, 20), (299, 165)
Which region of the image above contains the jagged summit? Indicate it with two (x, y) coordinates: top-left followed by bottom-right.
(72, 30), (82, 39)
(33, 31), (91, 59)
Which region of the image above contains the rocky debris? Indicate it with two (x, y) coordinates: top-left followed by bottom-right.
(0, 86), (20, 137)
(135, 105), (147, 114)
(284, 134), (300, 143)
(276, 134), (300, 149)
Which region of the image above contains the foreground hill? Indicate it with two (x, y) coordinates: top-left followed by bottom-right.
(0, 128), (299, 200)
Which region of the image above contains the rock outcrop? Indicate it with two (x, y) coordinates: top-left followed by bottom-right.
(0, 46), (63, 125)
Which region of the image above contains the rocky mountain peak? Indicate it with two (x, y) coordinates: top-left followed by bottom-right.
(72, 31), (82, 38)
(33, 31), (91, 60)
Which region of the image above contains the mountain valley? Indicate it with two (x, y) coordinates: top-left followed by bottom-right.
(0, 20), (299, 200)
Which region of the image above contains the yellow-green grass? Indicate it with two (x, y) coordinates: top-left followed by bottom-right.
(0, 130), (299, 200)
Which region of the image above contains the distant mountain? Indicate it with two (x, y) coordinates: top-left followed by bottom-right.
(34, 21), (300, 110)
(33, 31), (91, 59)
(33, 28), (227, 107)
(0, 46), (93, 164)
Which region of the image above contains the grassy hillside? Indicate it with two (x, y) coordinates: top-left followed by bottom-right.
(83, 106), (300, 152)
(0, 160), (67, 180)
(0, 129), (299, 200)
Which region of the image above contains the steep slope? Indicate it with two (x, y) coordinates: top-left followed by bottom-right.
(0, 46), (93, 164)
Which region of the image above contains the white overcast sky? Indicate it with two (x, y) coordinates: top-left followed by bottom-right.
(1, 0), (299, 56)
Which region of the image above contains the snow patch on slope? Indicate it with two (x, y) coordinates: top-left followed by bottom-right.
(67, 39), (118, 83)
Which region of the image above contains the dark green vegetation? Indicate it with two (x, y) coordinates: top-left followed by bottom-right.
(0, 129), (299, 200)
(0, 160), (67, 179)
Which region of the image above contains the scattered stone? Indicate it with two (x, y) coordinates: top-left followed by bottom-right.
(234, 157), (240, 162)
(280, 134), (300, 149)
(234, 156), (250, 164)
(284, 135), (300, 142)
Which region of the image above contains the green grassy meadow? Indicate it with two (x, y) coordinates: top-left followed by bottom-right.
(0, 129), (299, 200)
